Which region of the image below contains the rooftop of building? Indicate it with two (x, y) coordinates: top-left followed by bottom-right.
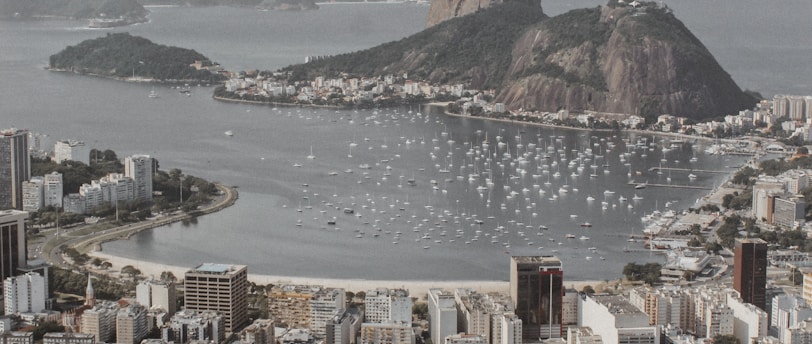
(511, 255), (562, 266)
(189, 263), (246, 275)
(736, 238), (768, 244)
(0, 209), (29, 218)
(43, 332), (94, 339)
(367, 287), (410, 297)
(271, 284), (323, 295)
(0, 128), (28, 136)
(590, 294), (645, 315)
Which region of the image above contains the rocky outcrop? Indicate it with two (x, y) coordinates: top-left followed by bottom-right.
(494, 3), (756, 119)
(426, 0), (503, 27)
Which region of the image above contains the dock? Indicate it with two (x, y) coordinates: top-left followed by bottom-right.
(628, 181), (712, 190)
(647, 167), (732, 174)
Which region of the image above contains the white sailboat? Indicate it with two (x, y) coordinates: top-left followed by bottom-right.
(307, 146), (316, 160)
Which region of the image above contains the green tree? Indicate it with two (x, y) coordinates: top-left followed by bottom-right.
(121, 265), (141, 279)
(712, 334), (739, 344)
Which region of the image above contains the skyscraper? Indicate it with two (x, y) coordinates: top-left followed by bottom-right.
(0, 128), (30, 210)
(510, 256), (563, 340)
(0, 210), (27, 283)
(124, 155), (153, 202)
(734, 238), (768, 310)
(184, 263), (248, 332)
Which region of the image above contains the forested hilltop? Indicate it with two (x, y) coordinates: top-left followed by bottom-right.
(137, 0), (318, 11)
(284, 0), (757, 121)
(49, 33), (227, 84)
(0, 0), (147, 20)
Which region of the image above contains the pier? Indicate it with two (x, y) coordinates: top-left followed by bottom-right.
(647, 167), (732, 174)
(628, 181), (712, 190)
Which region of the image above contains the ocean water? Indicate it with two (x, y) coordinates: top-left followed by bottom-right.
(0, 1), (805, 280)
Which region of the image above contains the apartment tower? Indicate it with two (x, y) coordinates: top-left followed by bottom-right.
(184, 263), (248, 332)
(510, 256), (563, 340)
(0, 129), (30, 210)
(734, 238), (768, 310)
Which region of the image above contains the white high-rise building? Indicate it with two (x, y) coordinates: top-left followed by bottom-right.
(428, 289), (457, 344)
(578, 294), (659, 344)
(3, 272), (46, 314)
(705, 303), (734, 338)
(43, 172), (63, 208)
(365, 288), (411, 324)
(124, 155), (153, 202)
(726, 293), (768, 344)
(310, 288), (345, 339)
(21, 178), (43, 212)
(491, 314), (521, 344)
(136, 280), (177, 317)
(54, 140), (90, 166)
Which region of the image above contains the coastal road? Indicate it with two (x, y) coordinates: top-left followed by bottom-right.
(41, 184), (238, 269)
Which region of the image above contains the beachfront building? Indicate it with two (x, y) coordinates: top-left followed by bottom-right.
(428, 289), (457, 344)
(3, 272), (46, 315)
(124, 155), (153, 202)
(310, 288), (346, 338)
(365, 288), (411, 324)
(510, 256), (563, 340)
(43, 172), (63, 209)
(578, 294), (659, 344)
(54, 140), (90, 166)
(360, 322), (415, 344)
(268, 285), (320, 329)
(326, 311), (353, 344)
(184, 263), (248, 332)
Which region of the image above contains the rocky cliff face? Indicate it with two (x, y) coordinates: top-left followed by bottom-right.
(494, 4), (756, 119)
(426, 0), (503, 27)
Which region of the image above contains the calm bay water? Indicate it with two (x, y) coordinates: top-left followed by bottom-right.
(1, 1), (807, 280)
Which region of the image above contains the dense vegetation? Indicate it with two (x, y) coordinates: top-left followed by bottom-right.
(622, 262), (661, 285)
(0, 0), (146, 19)
(49, 33), (226, 83)
(283, 0), (547, 89)
(51, 267), (132, 301)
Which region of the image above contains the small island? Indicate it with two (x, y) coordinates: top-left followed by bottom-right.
(48, 33), (227, 84)
(0, 0), (149, 27)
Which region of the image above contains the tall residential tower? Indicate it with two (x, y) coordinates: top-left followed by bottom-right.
(510, 256), (563, 341)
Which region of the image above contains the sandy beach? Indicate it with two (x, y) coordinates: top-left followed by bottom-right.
(89, 252), (604, 297)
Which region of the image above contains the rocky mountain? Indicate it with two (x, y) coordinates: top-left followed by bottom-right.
(426, 0), (502, 27)
(285, 0), (757, 120)
(0, 0), (147, 20)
